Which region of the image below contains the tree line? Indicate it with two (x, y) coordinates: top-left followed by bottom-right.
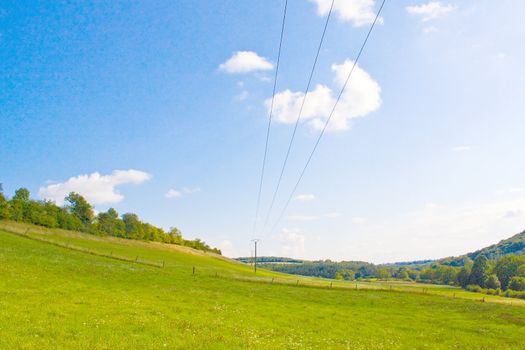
(262, 254), (525, 299)
(0, 186), (220, 254)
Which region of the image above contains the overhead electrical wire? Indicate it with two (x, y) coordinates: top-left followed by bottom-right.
(252, 0), (288, 236)
(267, 0), (388, 236)
(259, 0), (336, 235)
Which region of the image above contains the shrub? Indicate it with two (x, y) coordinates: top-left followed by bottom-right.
(505, 290), (525, 300)
(485, 274), (501, 289)
(508, 276), (525, 291)
(466, 284), (482, 293)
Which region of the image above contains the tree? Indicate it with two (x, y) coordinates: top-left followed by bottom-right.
(0, 191), (9, 219)
(336, 269), (355, 281)
(168, 227), (183, 244)
(485, 274), (501, 289)
(9, 188), (32, 221)
(494, 255), (525, 290)
(508, 276), (525, 291)
(65, 192), (94, 227)
(469, 255), (489, 287)
(96, 208), (125, 237)
(12, 188), (30, 202)
(122, 213), (143, 239)
(394, 267), (410, 280)
(517, 265), (525, 278)
(457, 264), (472, 288)
(376, 268), (391, 280)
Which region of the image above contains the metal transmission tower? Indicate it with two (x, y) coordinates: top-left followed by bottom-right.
(251, 239), (260, 273)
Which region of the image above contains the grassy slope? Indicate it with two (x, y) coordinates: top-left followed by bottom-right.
(1, 222), (524, 349)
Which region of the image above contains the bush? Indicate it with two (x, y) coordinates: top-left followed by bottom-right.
(466, 284), (482, 293)
(504, 290), (525, 299)
(508, 276), (525, 291)
(485, 274), (501, 289)
(485, 288), (501, 296)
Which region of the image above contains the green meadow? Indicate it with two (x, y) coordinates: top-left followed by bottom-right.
(1, 221), (524, 349)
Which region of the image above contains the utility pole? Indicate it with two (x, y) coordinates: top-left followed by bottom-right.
(251, 239), (260, 273)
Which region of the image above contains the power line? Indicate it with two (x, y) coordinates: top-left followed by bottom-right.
(268, 0), (388, 236)
(259, 0), (335, 235)
(253, 0), (288, 236)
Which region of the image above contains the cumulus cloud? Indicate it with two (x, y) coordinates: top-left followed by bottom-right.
(406, 1), (456, 22)
(267, 60), (381, 131)
(294, 194), (316, 201)
(165, 187), (201, 199)
(219, 51), (273, 74)
(39, 170), (151, 205)
(279, 228), (305, 257)
(310, 0), (382, 27)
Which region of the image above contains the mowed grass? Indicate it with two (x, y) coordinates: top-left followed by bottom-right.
(1, 224), (525, 349)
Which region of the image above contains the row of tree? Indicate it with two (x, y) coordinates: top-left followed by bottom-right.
(0, 186), (221, 254)
(262, 255), (525, 297)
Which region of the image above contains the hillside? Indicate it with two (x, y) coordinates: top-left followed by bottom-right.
(1, 221), (525, 349)
(440, 230), (525, 266)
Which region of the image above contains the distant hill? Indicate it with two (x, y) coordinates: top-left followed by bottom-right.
(235, 256), (304, 264)
(440, 229), (525, 266)
(240, 229), (525, 276)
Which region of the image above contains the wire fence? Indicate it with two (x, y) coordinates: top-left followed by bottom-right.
(1, 226), (522, 307)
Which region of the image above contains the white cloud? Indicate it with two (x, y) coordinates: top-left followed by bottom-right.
(165, 187), (200, 199)
(39, 170), (151, 206)
(267, 59), (381, 131)
(503, 209), (525, 219)
(294, 194), (316, 201)
(235, 90), (249, 101)
(287, 212), (340, 221)
(279, 228), (305, 257)
(351, 216), (366, 224)
(452, 145), (471, 152)
(165, 189), (183, 199)
(406, 1), (456, 22)
(424, 202), (439, 209)
(218, 240), (235, 257)
(219, 51), (273, 74)
(423, 26), (438, 34)
(495, 188), (525, 196)
(287, 214), (320, 221)
(310, 0), (382, 27)
(338, 196), (525, 263)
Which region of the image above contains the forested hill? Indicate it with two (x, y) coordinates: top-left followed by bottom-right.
(0, 186), (220, 254)
(244, 229), (525, 280)
(440, 230), (525, 266)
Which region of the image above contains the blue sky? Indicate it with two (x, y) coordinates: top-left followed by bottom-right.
(1, 0), (524, 263)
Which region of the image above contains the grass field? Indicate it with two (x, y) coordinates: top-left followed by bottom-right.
(1, 221), (524, 349)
